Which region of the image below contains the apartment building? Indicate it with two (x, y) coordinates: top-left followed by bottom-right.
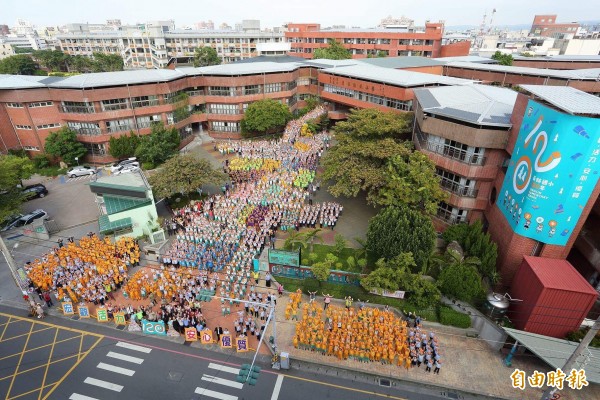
(57, 25), (284, 69)
(529, 15), (580, 38)
(285, 22), (469, 59)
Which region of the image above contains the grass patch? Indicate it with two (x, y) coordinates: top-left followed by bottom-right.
(34, 166), (67, 177)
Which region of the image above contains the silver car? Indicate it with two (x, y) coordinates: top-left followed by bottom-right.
(67, 165), (97, 178)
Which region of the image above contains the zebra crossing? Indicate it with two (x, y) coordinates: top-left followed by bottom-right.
(194, 362), (245, 400)
(69, 341), (151, 400)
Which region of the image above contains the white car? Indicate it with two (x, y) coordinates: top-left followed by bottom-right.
(110, 158), (139, 173)
(1, 209), (48, 231)
(113, 165), (141, 175)
(67, 165), (97, 178)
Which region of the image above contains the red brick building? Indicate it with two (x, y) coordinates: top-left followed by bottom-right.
(285, 22), (469, 59)
(529, 15), (580, 38)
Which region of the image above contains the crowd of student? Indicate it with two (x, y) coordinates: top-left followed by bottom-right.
(24, 235), (139, 305)
(290, 293), (443, 373)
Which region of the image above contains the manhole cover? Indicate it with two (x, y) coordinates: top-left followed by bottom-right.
(167, 371), (184, 382)
(379, 378), (391, 387)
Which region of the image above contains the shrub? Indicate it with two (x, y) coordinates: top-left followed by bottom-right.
(32, 154), (51, 169)
(142, 162), (154, 170)
(439, 306), (472, 328)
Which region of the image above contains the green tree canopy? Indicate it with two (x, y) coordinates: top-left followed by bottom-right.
(135, 123), (180, 167)
(377, 151), (448, 215)
(108, 131), (141, 159)
(0, 155), (34, 221)
(44, 127), (87, 166)
(0, 55), (38, 75)
(360, 254), (440, 308)
(442, 220), (498, 281)
(67, 55), (91, 73)
(193, 46), (221, 67)
(437, 249), (485, 302)
(366, 205), (436, 271)
(90, 52), (124, 72)
(32, 50), (70, 72)
(491, 51), (514, 66)
(313, 39), (352, 60)
(240, 99), (292, 137)
(321, 108), (413, 204)
(148, 153), (226, 199)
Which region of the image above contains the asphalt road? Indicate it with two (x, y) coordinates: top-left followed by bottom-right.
(0, 306), (459, 400)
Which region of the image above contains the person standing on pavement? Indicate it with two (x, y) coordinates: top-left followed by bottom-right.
(36, 303), (45, 319)
(433, 359), (442, 374)
(42, 291), (53, 307)
(265, 272), (272, 288)
(344, 296), (353, 310)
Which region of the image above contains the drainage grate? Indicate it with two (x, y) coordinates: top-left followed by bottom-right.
(440, 392), (461, 399)
(70, 316), (80, 321)
(379, 378), (391, 387)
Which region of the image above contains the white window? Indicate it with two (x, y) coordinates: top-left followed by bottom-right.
(6, 103), (23, 108)
(211, 121), (239, 132)
(23, 146), (40, 151)
(15, 125), (32, 130)
(264, 83), (282, 93)
(36, 123), (61, 130)
(29, 101), (53, 108)
(208, 104), (239, 115)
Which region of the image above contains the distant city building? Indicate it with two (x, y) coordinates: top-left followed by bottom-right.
(106, 19), (122, 27)
(378, 15), (414, 29)
(195, 20), (215, 30)
(0, 34), (47, 51)
(219, 23), (232, 30)
(13, 19), (35, 35)
(285, 21), (468, 59)
(529, 14), (580, 38)
(0, 25), (10, 35)
(0, 42), (15, 59)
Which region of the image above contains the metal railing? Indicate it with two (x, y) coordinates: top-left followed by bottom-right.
(438, 177), (479, 198)
(436, 208), (468, 225)
(415, 131), (486, 166)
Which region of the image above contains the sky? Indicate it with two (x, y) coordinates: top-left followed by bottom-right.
(2, 0), (597, 29)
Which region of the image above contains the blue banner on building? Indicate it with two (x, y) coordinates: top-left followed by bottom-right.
(499, 100), (600, 245)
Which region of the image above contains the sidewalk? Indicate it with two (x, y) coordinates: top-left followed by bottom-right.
(269, 292), (600, 400)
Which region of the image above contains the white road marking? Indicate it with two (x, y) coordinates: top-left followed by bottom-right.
(208, 362), (240, 375)
(96, 362), (136, 376)
(194, 387), (238, 400)
(83, 377), (123, 392)
(201, 374), (243, 389)
(69, 394), (98, 400)
(271, 374), (284, 400)
(115, 341), (152, 353)
(106, 351), (144, 364)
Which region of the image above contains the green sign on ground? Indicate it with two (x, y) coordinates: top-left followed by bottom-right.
(268, 249), (300, 267)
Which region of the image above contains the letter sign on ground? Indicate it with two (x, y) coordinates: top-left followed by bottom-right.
(499, 100), (600, 245)
(201, 329), (213, 344)
(113, 312), (126, 325)
(96, 308), (109, 322)
(77, 305), (89, 318)
(142, 319), (167, 336)
(220, 334), (232, 348)
(62, 302), (74, 315)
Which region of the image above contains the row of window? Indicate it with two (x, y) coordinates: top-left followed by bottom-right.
(37, 123), (61, 130)
(23, 146), (40, 151)
(415, 126), (486, 166)
(435, 167), (478, 198)
(7, 101), (54, 108)
(437, 202), (469, 224)
(15, 125), (32, 130)
(211, 121), (239, 132)
(323, 84), (412, 111)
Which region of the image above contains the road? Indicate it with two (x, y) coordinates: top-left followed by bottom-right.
(0, 306), (459, 400)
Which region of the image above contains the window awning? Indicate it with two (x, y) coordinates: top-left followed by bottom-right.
(98, 215), (133, 234)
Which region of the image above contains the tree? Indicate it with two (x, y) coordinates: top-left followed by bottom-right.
(313, 39), (352, 60)
(148, 153), (226, 199)
(377, 151), (448, 215)
(442, 220), (498, 281)
(284, 231), (308, 251)
(322, 108), (413, 205)
(135, 123), (180, 167)
(0, 155), (34, 222)
(240, 99), (292, 137)
(302, 228), (323, 252)
(437, 249), (485, 302)
(491, 51), (514, 66)
(32, 50), (69, 72)
(376, 50), (388, 58)
(311, 253), (337, 286)
(333, 234), (347, 257)
(44, 127), (86, 166)
(0, 55), (38, 75)
(91, 52), (124, 72)
(108, 131), (141, 159)
(366, 206), (436, 271)
(68, 55), (91, 73)
(193, 46), (221, 67)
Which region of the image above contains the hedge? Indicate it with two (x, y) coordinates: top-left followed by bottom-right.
(439, 305), (472, 328)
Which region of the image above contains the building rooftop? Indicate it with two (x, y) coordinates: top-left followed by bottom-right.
(46, 69), (185, 89)
(93, 171), (149, 190)
(445, 61), (600, 80)
(414, 84), (517, 127)
(184, 61), (301, 76)
(513, 54), (600, 62)
(360, 56), (444, 69)
(302, 59), (362, 68)
(0, 74), (50, 89)
(522, 256), (597, 294)
(321, 64), (475, 88)
(231, 55), (307, 65)
(434, 56), (498, 64)
(520, 85), (600, 116)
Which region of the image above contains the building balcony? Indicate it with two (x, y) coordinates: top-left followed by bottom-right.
(435, 208), (468, 225)
(415, 135), (486, 166)
(439, 177), (478, 198)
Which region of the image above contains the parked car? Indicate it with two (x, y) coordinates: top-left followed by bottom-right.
(1, 209), (48, 231)
(22, 184), (48, 200)
(110, 157), (139, 173)
(67, 165), (97, 178)
(112, 165), (141, 175)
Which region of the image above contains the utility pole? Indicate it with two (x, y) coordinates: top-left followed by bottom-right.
(0, 235), (27, 302)
(540, 315), (600, 400)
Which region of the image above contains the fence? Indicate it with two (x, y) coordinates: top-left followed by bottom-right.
(269, 264), (362, 286)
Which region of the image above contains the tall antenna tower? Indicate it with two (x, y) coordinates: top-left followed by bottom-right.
(487, 8), (497, 34)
